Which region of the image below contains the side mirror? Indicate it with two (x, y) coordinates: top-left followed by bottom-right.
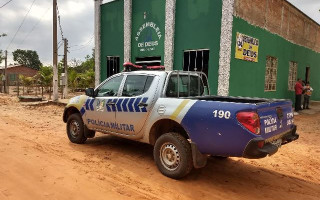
(85, 88), (95, 97)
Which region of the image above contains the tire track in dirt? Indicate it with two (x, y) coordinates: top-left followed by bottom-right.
(0, 101), (183, 200)
(1, 94), (320, 200)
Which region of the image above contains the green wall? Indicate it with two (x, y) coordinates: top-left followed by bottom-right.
(100, 0), (124, 82)
(173, 0), (222, 95)
(230, 17), (320, 101)
(131, 0), (165, 64)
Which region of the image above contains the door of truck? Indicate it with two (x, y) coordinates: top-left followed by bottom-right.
(115, 74), (159, 136)
(84, 75), (124, 132)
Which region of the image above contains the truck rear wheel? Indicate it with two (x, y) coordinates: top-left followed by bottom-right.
(66, 113), (87, 144)
(153, 132), (193, 179)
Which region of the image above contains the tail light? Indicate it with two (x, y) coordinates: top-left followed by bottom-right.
(236, 112), (261, 135)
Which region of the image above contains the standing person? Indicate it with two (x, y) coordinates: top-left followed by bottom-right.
(303, 82), (313, 109)
(294, 78), (303, 112)
(301, 80), (306, 109)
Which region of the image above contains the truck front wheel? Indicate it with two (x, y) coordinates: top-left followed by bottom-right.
(153, 132), (193, 179)
(66, 113), (87, 144)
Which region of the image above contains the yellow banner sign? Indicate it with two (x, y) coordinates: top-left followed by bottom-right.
(235, 32), (259, 62)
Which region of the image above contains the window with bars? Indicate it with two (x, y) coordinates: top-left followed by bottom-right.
(183, 49), (209, 78)
(264, 56), (278, 91)
(288, 61), (298, 91)
(107, 56), (120, 78)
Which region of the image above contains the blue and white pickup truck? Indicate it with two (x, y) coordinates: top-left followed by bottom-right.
(63, 70), (299, 179)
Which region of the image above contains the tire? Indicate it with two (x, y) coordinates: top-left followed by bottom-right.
(153, 132), (193, 179)
(66, 113), (87, 144)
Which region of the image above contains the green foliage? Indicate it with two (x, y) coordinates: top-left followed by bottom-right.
(68, 49), (95, 90)
(72, 69), (95, 89)
(16, 49), (95, 91)
(0, 50), (2, 64)
(38, 66), (53, 87)
(0, 33), (7, 64)
(12, 49), (42, 70)
(19, 75), (34, 87)
(71, 49), (95, 73)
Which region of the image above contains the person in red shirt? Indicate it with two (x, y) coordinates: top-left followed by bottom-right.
(295, 78), (303, 112)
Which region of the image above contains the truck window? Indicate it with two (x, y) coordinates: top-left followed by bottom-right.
(97, 75), (124, 97)
(166, 74), (205, 97)
(122, 75), (154, 97)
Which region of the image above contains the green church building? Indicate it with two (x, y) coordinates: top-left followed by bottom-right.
(94, 0), (320, 101)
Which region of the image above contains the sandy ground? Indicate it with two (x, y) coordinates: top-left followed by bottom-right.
(0, 94), (319, 200)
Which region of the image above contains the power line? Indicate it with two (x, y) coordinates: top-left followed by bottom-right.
(69, 35), (94, 48)
(18, 5), (51, 48)
(69, 35), (94, 51)
(0, 0), (13, 8)
(56, 3), (64, 39)
(6, 0), (36, 50)
(58, 41), (63, 50)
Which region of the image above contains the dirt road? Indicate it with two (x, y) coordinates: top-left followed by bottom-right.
(0, 94), (320, 200)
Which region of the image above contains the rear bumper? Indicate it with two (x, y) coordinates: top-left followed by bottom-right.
(243, 126), (299, 159)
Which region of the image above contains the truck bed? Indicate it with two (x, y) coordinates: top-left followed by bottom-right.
(182, 95), (288, 104)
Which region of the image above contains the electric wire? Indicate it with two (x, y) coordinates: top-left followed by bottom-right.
(0, 0), (13, 9)
(58, 41), (63, 50)
(56, 3), (64, 40)
(6, 0), (36, 50)
(18, 5), (51, 48)
(69, 35), (94, 52)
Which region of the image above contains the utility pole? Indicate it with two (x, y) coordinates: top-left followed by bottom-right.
(52, 0), (58, 101)
(63, 38), (68, 99)
(4, 50), (7, 93)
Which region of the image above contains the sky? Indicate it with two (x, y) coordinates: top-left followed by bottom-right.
(287, 0), (320, 24)
(0, 0), (95, 66)
(0, 0), (319, 67)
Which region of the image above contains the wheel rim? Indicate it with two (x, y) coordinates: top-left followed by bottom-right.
(160, 142), (180, 171)
(69, 120), (80, 138)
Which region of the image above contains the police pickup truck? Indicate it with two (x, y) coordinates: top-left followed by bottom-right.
(63, 69), (299, 179)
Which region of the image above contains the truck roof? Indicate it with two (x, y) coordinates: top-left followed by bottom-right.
(122, 70), (204, 76)
(122, 70), (168, 76)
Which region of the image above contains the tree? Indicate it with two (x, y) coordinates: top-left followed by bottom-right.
(38, 66), (53, 87)
(0, 50), (2, 64)
(0, 33), (7, 64)
(68, 49), (95, 90)
(12, 49), (42, 70)
(19, 75), (34, 94)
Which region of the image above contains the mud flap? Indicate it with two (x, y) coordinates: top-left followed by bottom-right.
(191, 142), (207, 169)
(84, 125), (95, 138)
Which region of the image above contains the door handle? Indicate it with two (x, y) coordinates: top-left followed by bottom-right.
(138, 102), (148, 107)
(107, 102), (115, 105)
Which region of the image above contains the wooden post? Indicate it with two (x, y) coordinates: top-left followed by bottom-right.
(49, 86), (52, 100)
(17, 80), (20, 96)
(53, 0), (59, 101)
(4, 50), (7, 93)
